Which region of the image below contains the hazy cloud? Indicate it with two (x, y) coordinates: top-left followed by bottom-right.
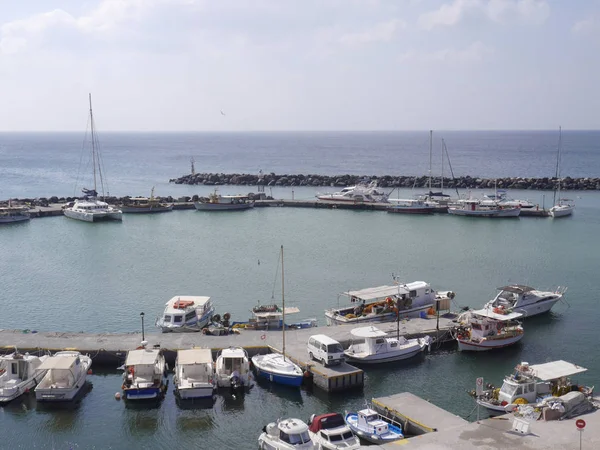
(339, 19), (406, 45)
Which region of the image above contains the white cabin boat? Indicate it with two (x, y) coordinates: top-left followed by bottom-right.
(344, 408), (404, 444)
(307, 413), (360, 450)
(156, 295), (215, 332)
(35, 351), (92, 402)
(215, 347), (254, 391)
(122, 347), (167, 401)
(194, 190), (254, 211)
(325, 281), (455, 326)
(317, 182), (389, 204)
(344, 326), (430, 364)
(473, 360), (593, 412)
(174, 348), (215, 399)
(484, 285), (566, 318)
(456, 309), (524, 351)
(448, 199), (521, 218)
(259, 418), (318, 450)
(0, 203), (30, 224)
(387, 198), (435, 214)
(0, 352), (48, 403)
(480, 190), (535, 209)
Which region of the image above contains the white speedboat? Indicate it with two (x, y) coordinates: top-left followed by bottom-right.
(35, 351), (92, 402)
(344, 326), (430, 364)
(121, 347), (167, 401)
(215, 347), (254, 391)
(121, 188), (173, 213)
(472, 360), (592, 412)
(344, 408), (404, 444)
(448, 199), (521, 217)
(259, 418), (318, 450)
(63, 94), (122, 223)
(308, 413), (360, 450)
(387, 199), (435, 214)
(484, 285), (566, 318)
(156, 295), (215, 332)
(174, 348), (215, 399)
(0, 352), (48, 403)
(480, 190), (535, 209)
(325, 281), (455, 326)
(455, 309), (524, 351)
(0, 202), (30, 224)
(317, 181), (389, 203)
(194, 190), (254, 211)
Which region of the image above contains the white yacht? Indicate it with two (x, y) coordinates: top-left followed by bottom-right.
(215, 347), (254, 391)
(156, 295), (215, 332)
(455, 309), (524, 351)
(0, 351), (48, 403)
(63, 94), (122, 223)
(122, 347), (167, 401)
(448, 199), (521, 217)
(344, 326), (430, 364)
(35, 351), (92, 402)
(484, 285), (566, 318)
(317, 181), (389, 203)
(174, 348), (216, 399)
(307, 413), (360, 450)
(480, 190), (535, 209)
(258, 418), (318, 450)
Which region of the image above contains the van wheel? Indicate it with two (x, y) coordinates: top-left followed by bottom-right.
(309, 352), (314, 361)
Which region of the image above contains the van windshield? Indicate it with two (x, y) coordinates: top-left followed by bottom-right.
(327, 343), (343, 353)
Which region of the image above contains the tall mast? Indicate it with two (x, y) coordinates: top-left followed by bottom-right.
(441, 138), (444, 192)
(281, 245), (286, 361)
(428, 130), (433, 191)
(553, 127), (562, 205)
(89, 93), (97, 192)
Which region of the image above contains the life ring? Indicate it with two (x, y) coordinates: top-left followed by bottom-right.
(261, 334), (266, 340)
(223, 312), (231, 321)
(213, 314), (221, 323)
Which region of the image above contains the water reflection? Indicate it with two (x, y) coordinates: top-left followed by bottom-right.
(124, 409), (160, 436)
(176, 396), (216, 410)
(254, 378), (304, 406)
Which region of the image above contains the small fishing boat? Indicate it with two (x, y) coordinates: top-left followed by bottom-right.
(121, 187), (174, 213)
(194, 190), (254, 211)
(259, 418), (318, 449)
(248, 304), (301, 330)
(156, 295), (215, 333)
(35, 351), (92, 402)
(448, 199), (521, 218)
(0, 201), (30, 224)
(252, 246), (304, 387)
(483, 285), (566, 318)
(455, 309), (524, 351)
(471, 360), (593, 412)
(325, 281), (455, 326)
(173, 348), (215, 399)
(344, 326), (430, 364)
(308, 413), (360, 450)
(344, 407), (404, 444)
(387, 198), (435, 214)
(317, 181), (389, 204)
(121, 347), (167, 401)
(215, 347), (253, 391)
(0, 351), (48, 403)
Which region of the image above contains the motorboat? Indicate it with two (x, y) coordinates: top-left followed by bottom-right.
(307, 413), (360, 450)
(156, 295), (215, 332)
(0, 351), (48, 403)
(387, 199), (435, 214)
(455, 309), (524, 351)
(448, 199), (521, 218)
(483, 285), (566, 318)
(480, 190), (535, 209)
(215, 347), (254, 391)
(344, 326), (430, 364)
(121, 187), (174, 213)
(344, 408), (404, 444)
(258, 418), (318, 449)
(63, 94), (123, 223)
(173, 348), (215, 399)
(0, 202), (30, 224)
(325, 281), (455, 326)
(121, 347), (167, 401)
(194, 190), (254, 211)
(35, 351), (92, 402)
(471, 360), (593, 412)
(317, 181), (389, 203)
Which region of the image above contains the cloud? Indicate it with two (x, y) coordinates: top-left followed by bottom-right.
(572, 16), (599, 35)
(399, 41), (493, 63)
(418, 0), (550, 30)
(338, 18), (406, 45)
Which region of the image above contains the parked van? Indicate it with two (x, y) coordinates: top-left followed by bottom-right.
(307, 334), (344, 366)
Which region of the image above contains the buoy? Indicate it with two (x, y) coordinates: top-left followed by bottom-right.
(114, 392), (121, 400)
(303, 370), (312, 378)
(87, 369), (93, 375)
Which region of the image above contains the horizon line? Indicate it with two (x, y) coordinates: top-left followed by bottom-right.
(0, 128), (599, 133)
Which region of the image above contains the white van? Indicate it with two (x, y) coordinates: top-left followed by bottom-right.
(307, 334), (344, 366)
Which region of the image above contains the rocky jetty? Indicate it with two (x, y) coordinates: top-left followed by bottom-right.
(170, 172), (600, 191)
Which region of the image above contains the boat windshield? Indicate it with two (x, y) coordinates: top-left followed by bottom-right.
(500, 383), (519, 396)
(365, 414), (378, 421)
(342, 431), (354, 440)
(282, 431), (311, 445)
(329, 433), (343, 442)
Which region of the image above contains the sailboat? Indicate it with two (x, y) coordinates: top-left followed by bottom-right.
(251, 246), (304, 387)
(549, 127), (575, 218)
(63, 94), (123, 223)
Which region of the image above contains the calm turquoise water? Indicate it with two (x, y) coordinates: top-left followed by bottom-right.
(1, 192), (599, 449)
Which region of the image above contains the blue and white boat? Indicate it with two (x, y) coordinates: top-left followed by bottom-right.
(121, 347), (167, 401)
(155, 295), (215, 333)
(344, 408), (404, 444)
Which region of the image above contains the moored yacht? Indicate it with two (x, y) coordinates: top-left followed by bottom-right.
(259, 418), (318, 450)
(448, 199), (521, 218)
(156, 295), (215, 332)
(484, 285), (566, 318)
(455, 309), (524, 351)
(317, 181), (389, 203)
(344, 407), (404, 444)
(174, 348), (216, 399)
(35, 351), (92, 402)
(480, 190), (535, 209)
(0, 351), (48, 403)
(344, 326), (430, 364)
(308, 413), (360, 450)
(121, 347), (167, 401)
(215, 347), (253, 391)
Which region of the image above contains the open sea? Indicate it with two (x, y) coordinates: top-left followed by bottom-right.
(1, 131), (599, 449)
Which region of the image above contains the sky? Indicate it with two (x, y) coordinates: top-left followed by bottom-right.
(0, 0), (599, 131)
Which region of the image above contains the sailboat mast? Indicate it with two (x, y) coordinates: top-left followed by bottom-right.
(281, 245), (286, 361)
(428, 130), (433, 191)
(553, 127), (562, 205)
(440, 139), (444, 192)
(89, 93), (97, 193)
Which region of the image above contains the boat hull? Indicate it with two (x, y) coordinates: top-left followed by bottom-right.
(0, 215), (30, 224)
(344, 413), (403, 444)
(253, 366), (304, 387)
(344, 345), (424, 364)
(0, 375), (43, 403)
(35, 378), (87, 402)
(549, 205), (574, 218)
(176, 385), (214, 399)
(123, 386), (165, 400)
(476, 399), (509, 413)
(64, 209), (123, 222)
(121, 205), (173, 213)
(387, 207), (434, 214)
(325, 304), (432, 326)
(193, 202), (254, 211)
(486, 296), (561, 318)
(457, 333), (523, 351)
(448, 207), (521, 218)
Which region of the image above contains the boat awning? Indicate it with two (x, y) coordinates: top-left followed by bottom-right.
(177, 348), (212, 365)
(497, 285), (535, 294)
(38, 356), (77, 370)
(166, 295), (211, 307)
(342, 285), (410, 301)
(350, 326), (387, 338)
(126, 349), (160, 366)
(253, 306), (299, 318)
(530, 360), (588, 381)
(471, 308), (522, 321)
